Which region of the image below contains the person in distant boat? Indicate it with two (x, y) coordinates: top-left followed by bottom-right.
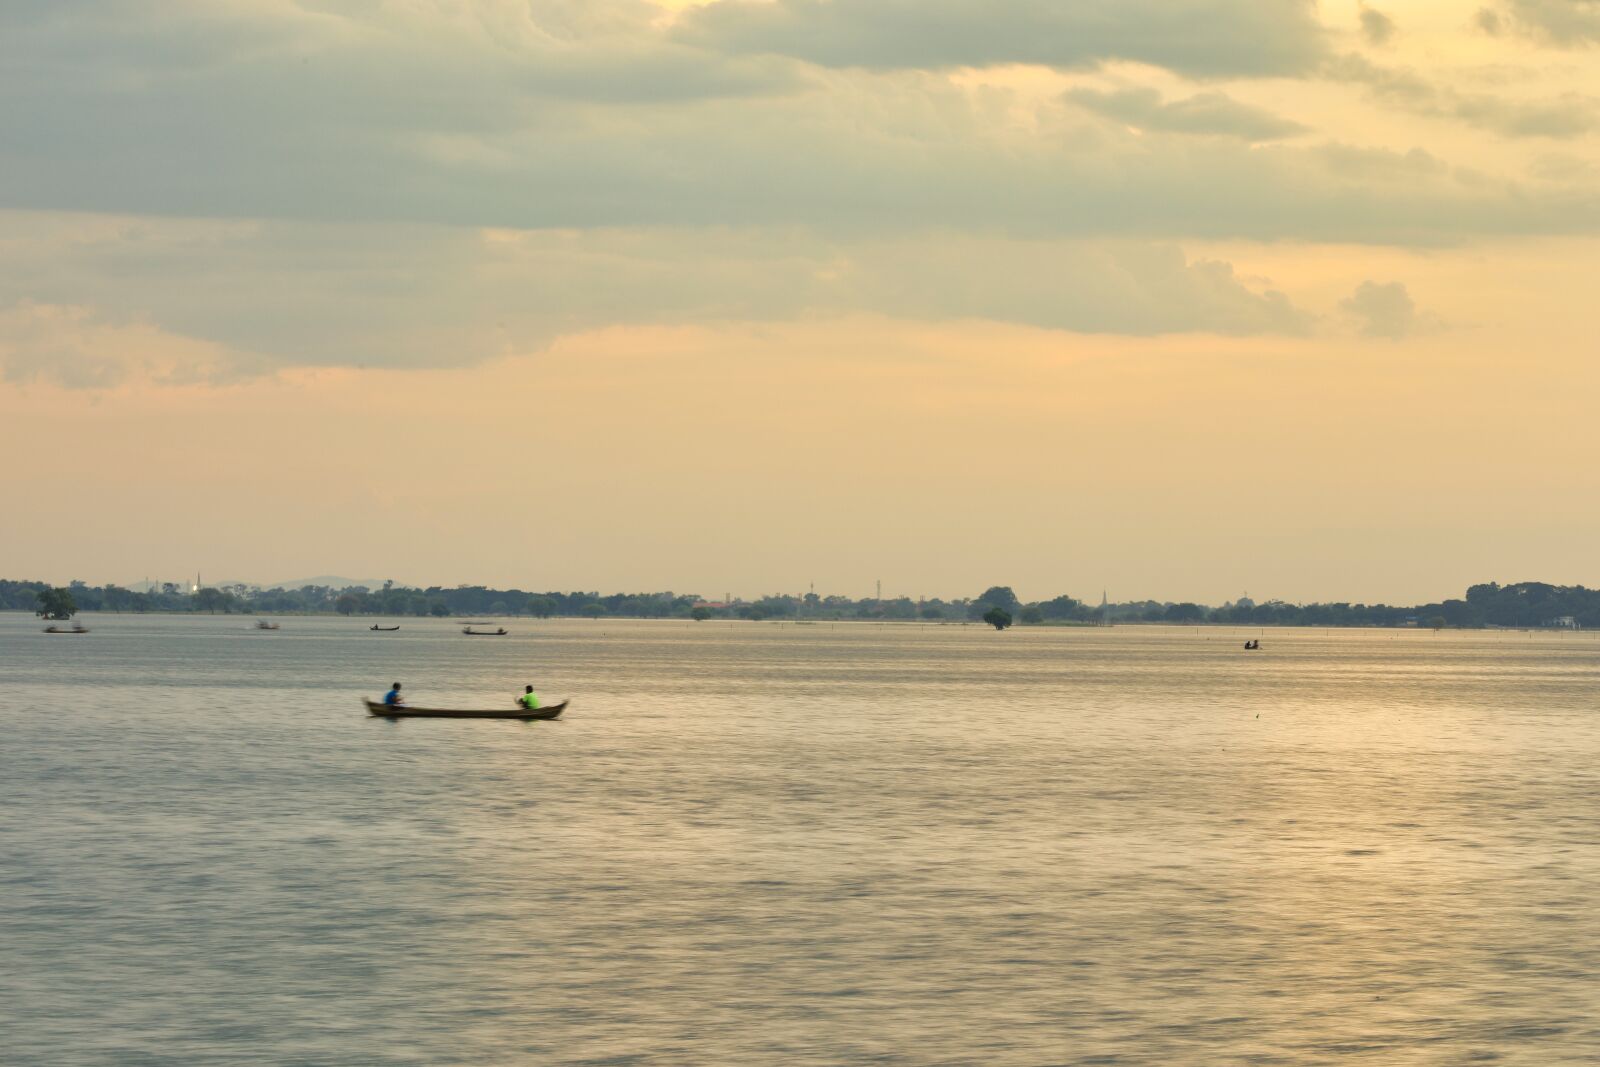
(519, 685), (540, 711)
(384, 682), (405, 707)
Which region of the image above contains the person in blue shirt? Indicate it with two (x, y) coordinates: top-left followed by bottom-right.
(384, 682), (405, 706)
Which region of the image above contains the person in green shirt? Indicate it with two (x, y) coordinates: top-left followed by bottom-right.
(518, 685), (540, 710)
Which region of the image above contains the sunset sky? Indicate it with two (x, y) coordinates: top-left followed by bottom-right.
(3, 0), (1597, 604)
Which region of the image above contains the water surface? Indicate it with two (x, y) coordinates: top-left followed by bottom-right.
(3, 616), (1597, 1064)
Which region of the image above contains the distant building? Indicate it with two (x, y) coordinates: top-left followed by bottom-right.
(1547, 616), (1578, 629)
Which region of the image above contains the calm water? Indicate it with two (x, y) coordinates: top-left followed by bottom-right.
(2, 615), (1597, 1065)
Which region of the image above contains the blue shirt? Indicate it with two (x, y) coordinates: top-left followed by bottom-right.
(384, 689), (402, 705)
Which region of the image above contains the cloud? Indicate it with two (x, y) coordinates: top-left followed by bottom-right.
(1340, 280), (1421, 339)
(1066, 87), (1308, 142)
(1493, 0), (1600, 44)
(1476, 8), (1505, 35)
(842, 239), (1313, 337)
(0, 0), (1595, 388)
(0, 212), (1317, 383)
(676, 0), (1330, 78)
(0, 3), (1594, 248)
(0, 299), (244, 388)
(4, 52), (1591, 246)
(1326, 54), (1599, 138)
(1359, 6), (1398, 46)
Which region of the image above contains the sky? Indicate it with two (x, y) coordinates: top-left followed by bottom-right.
(3, 0), (1598, 605)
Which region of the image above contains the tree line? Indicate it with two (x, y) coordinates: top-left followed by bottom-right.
(4, 578), (1598, 629)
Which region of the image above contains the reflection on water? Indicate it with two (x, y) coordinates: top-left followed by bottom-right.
(3, 616), (1597, 1064)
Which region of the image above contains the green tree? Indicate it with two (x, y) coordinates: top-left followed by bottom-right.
(976, 586), (1021, 613)
(1019, 605), (1044, 625)
(982, 607), (1013, 630)
(579, 603), (607, 618)
(36, 587), (77, 620)
(691, 606), (713, 621)
(334, 593), (359, 615)
(527, 595), (557, 618)
(1039, 594), (1084, 620)
(1428, 615), (1447, 631)
(194, 587), (232, 614)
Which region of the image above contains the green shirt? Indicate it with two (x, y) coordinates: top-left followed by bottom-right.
(521, 692), (540, 709)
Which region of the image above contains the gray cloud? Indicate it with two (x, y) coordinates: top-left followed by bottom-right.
(1327, 53), (1599, 138)
(1066, 87), (1308, 142)
(676, 0), (1330, 78)
(3, 24), (1591, 249)
(0, 214), (1316, 383)
(1340, 280), (1420, 339)
(1494, 0), (1600, 44)
(0, 4), (1593, 249)
(0, 0), (1592, 386)
(1360, 6), (1398, 45)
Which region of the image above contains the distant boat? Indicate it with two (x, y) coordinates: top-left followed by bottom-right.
(364, 698), (566, 721)
(256, 620), (280, 630)
(463, 627), (507, 636)
(43, 623), (89, 634)
(370, 624), (400, 631)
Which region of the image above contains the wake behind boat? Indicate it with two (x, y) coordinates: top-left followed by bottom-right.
(364, 698), (566, 721)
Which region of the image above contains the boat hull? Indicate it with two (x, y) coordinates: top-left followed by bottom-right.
(365, 698), (566, 721)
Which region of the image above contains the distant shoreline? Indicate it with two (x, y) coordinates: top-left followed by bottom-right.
(5, 608), (1594, 635)
(4, 579), (1595, 630)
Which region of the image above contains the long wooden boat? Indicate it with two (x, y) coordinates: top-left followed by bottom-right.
(364, 698), (566, 721)
(370, 625), (401, 631)
(462, 627), (507, 636)
(43, 625), (90, 634)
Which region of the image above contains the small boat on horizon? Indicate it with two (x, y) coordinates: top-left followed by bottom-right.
(463, 627), (507, 636)
(370, 624), (400, 631)
(43, 623), (89, 634)
(364, 698), (566, 721)
(256, 620), (280, 630)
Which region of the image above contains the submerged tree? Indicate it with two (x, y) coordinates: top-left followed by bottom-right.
(36, 587), (77, 620)
(982, 607), (1013, 630)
